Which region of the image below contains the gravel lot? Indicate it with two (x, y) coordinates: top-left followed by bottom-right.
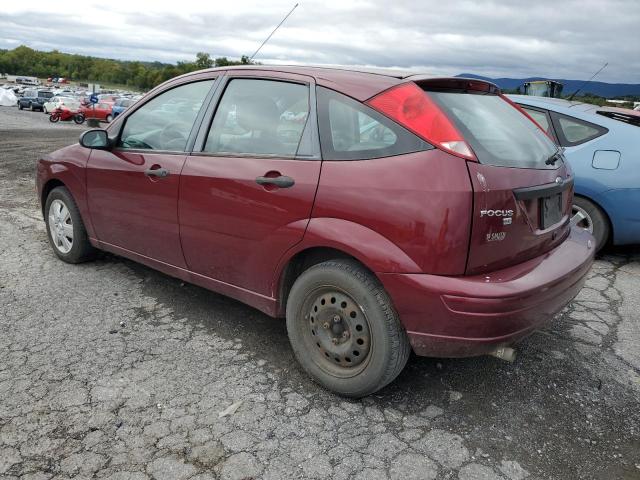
(1, 105), (639, 480)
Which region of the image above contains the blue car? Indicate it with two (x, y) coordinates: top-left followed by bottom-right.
(509, 95), (640, 251)
(111, 98), (135, 118)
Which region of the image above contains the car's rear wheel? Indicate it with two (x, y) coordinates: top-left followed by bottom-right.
(45, 187), (96, 263)
(105, 114), (113, 123)
(571, 196), (609, 252)
(43, 106), (48, 114)
(286, 259), (410, 397)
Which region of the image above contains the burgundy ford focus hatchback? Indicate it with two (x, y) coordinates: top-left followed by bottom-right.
(37, 66), (595, 397)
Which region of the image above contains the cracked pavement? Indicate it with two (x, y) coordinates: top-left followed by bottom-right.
(1, 108), (639, 480)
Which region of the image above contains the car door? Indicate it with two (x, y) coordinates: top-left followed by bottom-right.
(179, 72), (321, 296)
(86, 78), (216, 268)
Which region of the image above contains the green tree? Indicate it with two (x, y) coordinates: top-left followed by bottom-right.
(0, 46), (258, 91)
(195, 52), (214, 69)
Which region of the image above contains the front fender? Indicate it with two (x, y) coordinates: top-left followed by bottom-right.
(37, 144), (94, 238)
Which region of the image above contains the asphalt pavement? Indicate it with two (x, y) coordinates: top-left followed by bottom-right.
(1, 106), (639, 480)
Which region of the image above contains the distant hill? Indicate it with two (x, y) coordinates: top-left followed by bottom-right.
(456, 73), (640, 98)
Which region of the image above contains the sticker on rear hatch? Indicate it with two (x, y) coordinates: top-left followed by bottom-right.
(486, 232), (507, 242)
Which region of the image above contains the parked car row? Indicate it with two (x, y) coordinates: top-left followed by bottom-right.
(3, 83), (142, 124)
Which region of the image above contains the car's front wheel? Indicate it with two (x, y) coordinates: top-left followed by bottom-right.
(44, 187), (96, 263)
(571, 196), (610, 252)
(286, 259), (411, 397)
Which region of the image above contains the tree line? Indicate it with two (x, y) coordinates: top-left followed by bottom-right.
(0, 46), (255, 91)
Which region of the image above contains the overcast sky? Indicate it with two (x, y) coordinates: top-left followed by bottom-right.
(2, 0), (639, 83)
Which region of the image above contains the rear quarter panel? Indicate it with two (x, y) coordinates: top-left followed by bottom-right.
(310, 149), (473, 275)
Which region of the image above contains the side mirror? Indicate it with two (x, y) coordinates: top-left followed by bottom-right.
(79, 129), (111, 150)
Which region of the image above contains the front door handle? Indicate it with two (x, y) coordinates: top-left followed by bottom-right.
(255, 175), (295, 188)
(144, 167), (170, 178)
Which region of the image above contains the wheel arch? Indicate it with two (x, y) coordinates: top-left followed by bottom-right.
(41, 179), (66, 215)
(273, 217), (423, 316)
(574, 193), (614, 244)
(277, 247), (367, 316)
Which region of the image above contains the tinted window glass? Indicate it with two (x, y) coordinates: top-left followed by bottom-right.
(522, 107), (551, 134)
(205, 79), (309, 157)
(317, 87), (430, 161)
(427, 92), (558, 169)
(557, 115), (606, 144)
(119, 80), (213, 151)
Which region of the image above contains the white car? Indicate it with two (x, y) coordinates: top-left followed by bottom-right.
(42, 96), (80, 114)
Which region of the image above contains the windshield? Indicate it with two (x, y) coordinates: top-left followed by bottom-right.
(427, 92), (559, 169)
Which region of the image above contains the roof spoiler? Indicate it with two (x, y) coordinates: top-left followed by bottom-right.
(409, 77), (501, 95)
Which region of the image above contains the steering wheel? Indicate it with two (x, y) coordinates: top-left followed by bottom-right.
(160, 122), (188, 150)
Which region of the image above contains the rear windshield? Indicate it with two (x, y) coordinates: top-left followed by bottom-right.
(427, 92), (559, 169)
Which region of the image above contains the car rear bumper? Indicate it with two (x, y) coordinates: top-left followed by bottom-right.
(379, 227), (595, 357)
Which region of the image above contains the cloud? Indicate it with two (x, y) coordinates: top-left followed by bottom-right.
(1, 0), (639, 82)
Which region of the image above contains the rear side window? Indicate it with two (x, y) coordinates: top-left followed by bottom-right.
(317, 87), (431, 161)
(427, 92), (559, 169)
(552, 113), (608, 146)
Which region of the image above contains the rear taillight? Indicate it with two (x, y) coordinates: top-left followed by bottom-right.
(366, 82), (476, 160)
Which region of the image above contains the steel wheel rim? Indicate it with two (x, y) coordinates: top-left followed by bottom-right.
(301, 286), (372, 378)
(48, 199), (73, 254)
(570, 204), (593, 234)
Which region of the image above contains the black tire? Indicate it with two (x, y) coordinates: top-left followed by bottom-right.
(105, 114), (113, 123)
(43, 106), (48, 114)
(44, 186), (97, 263)
(286, 259), (411, 397)
(573, 196), (610, 252)
(18, 103), (23, 110)
(28, 102), (33, 111)
(73, 114), (85, 124)
(49, 114), (59, 123)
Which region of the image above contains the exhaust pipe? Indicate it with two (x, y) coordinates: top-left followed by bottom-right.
(490, 347), (516, 363)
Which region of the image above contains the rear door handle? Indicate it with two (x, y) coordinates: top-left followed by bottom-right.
(144, 167), (170, 178)
(255, 175), (295, 188)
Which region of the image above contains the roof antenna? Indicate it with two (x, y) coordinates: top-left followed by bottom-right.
(250, 3), (299, 61)
(567, 62), (608, 101)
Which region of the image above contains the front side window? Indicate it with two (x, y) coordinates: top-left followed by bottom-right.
(317, 87), (430, 160)
(204, 79), (309, 157)
(119, 80), (214, 152)
(553, 113), (608, 146)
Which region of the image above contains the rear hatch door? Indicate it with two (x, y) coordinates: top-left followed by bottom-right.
(421, 82), (572, 274)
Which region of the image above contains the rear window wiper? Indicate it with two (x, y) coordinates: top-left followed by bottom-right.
(545, 150), (563, 166)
